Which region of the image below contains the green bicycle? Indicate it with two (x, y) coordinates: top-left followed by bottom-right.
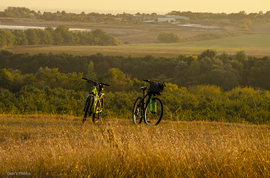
(82, 77), (110, 123)
(132, 79), (166, 126)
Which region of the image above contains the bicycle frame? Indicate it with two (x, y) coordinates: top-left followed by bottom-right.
(89, 85), (103, 114)
(140, 89), (156, 118)
(133, 79), (165, 126)
(83, 77), (109, 114)
(149, 96), (157, 113)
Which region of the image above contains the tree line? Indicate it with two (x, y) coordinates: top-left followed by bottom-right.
(1, 49), (270, 91)
(0, 26), (120, 47)
(1, 49), (270, 124)
(1, 7), (270, 25)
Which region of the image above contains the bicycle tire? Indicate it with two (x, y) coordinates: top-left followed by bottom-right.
(92, 96), (103, 123)
(83, 97), (93, 123)
(132, 97), (143, 124)
(144, 98), (163, 126)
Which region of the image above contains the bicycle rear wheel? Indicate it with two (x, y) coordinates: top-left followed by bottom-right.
(144, 98), (163, 126)
(132, 97), (143, 124)
(83, 96), (93, 123)
(92, 96), (103, 123)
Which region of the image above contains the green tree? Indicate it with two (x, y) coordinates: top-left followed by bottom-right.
(55, 25), (75, 45)
(262, 58), (270, 90)
(174, 61), (188, 86)
(25, 29), (39, 45)
(0, 33), (7, 47)
(52, 31), (63, 45)
(13, 30), (28, 45)
(35, 29), (53, 44)
(77, 32), (89, 45)
(199, 49), (217, 59)
(86, 61), (97, 81)
(248, 60), (264, 87)
(92, 29), (119, 46)
(188, 60), (200, 77)
(102, 68), (133, 92)
(234, 51), (247, 63)
(0, 69), (11, 89)
(157, 32), (183, 43)
(231, 60), (243, 73)
(96, 60), (111, 76)
(209, 66), (240, 91)
(2, 30), (15, 46)
(219, 51), (229, 63)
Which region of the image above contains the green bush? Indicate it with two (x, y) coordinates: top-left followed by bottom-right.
(157, 32), (183, 43)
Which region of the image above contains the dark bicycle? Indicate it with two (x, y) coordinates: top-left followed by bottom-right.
(132, 79), (166, 126)
(82, 77), (110, 123)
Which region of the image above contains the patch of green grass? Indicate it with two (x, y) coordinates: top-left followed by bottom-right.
(4, 34), (270, 57)
(134, 34), (270, 48)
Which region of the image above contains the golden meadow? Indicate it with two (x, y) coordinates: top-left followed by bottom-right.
(0, 115), (269, 177)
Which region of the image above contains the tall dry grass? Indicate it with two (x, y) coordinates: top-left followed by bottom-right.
(0, 114), (269, 177)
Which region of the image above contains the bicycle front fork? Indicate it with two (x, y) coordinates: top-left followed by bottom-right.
(149, 97), (157, 113)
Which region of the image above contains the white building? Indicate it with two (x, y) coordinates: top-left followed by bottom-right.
(165, 15), (189, 21)
(157, 17), (175, 23)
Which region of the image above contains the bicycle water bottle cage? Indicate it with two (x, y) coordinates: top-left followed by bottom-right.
(140, 86), (147, 91)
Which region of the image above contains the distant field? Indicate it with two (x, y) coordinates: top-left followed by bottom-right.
(0, 18), (224, 44)
(3, 34), (270, 57)
(0, 115), (269, 177)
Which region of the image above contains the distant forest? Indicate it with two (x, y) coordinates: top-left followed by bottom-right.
(1, 49), (270, 92)
(1, 7), (270, 25)
(0, 25), (120, 48)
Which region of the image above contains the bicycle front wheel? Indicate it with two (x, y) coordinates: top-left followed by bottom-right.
(83, 96), (93, 123)
(132, 97), (143, 124)
(92, 96), (103, 123)
(144, 98), (163, 126)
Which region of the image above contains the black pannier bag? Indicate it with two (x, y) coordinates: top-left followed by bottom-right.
(147, 82), (165, 95)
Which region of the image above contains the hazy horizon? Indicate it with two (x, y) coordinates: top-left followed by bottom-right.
(1, 0), (270, 15)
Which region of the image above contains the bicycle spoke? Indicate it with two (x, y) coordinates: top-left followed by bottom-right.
(144, 98), (163, 126)
(132, 97), (143, 124)
(82, 77), (109, 123)
(83, 97), (93, 123)
(93, 97), (103, 123)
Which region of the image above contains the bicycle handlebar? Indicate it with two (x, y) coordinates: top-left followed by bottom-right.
(143, 79), (150, 83)
(82, 77), (110, 86)
(143, 79), (166, 87)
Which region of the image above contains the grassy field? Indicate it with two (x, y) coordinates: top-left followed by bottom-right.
(4, 34), (270, 57)
(1, 115), (269, 177)
(0, 18), (224, 44)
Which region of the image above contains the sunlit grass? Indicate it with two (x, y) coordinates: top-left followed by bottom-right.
(0, 114), (269, 177)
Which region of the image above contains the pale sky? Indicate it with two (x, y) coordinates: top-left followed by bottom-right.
(1, 0), (270, 14)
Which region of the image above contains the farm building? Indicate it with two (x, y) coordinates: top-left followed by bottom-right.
(157, 17), (175, 23)
(133, 14), (189, 23)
